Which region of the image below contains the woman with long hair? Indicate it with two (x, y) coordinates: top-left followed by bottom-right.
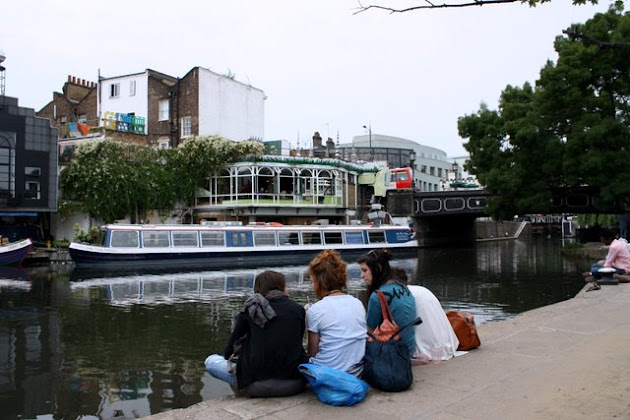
(205, 270), (309, 397)
(306, 249), (367, 376)
(357, 249), (417, 354)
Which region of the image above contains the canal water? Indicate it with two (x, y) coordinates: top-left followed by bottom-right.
(1, 238), (585, 420)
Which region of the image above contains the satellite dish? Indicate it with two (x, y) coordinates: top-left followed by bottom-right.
(0, 49), (5, 64)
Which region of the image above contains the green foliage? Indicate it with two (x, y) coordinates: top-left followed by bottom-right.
(52, 238), (71, 248)
(577, 214), (618, 228)
(459, 5), (630, 220)
(72, 223), (103, 244)
(60, 136), (264, 223)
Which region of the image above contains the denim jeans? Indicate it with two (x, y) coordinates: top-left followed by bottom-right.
(590, 263), (626, 279)
(205, 354), (237, 387)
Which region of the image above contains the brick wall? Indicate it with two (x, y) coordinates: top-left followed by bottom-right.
(146, 75), (174, 147)
(178, 67), (200, 144)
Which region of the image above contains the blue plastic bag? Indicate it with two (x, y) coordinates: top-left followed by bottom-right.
(299, 363), (369, 406)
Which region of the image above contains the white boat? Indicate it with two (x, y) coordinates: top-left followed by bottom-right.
(69, 223), (417, 270)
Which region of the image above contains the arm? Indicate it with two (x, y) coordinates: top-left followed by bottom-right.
(223, 313), (248, 359)
(604, 241), (620, 267)
(307, 331), (320, 357)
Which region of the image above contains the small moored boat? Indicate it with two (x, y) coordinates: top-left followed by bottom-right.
(69, 223), (417, 270)
(0, 238), (33, 266)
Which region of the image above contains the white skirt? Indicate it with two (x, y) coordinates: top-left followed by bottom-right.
(408, 285), (460, 362)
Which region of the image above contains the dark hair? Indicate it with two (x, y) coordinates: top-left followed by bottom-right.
(254, 270), (286, 295)
(391, 267), (408, 284)
(357, 249), (393, 298)
(308, 249), (348, 299)
(600, 228), (615, 241)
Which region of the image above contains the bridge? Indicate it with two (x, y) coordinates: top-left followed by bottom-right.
(386, 187), (626, 247)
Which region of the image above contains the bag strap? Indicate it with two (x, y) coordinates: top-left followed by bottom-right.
(366, 317), (422, 342)
(377, 290), (395, 323)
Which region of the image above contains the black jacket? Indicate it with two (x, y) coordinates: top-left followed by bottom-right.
(224, 294), (309, 389)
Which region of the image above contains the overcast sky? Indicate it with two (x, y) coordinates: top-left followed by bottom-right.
(1, 0), (613, 157)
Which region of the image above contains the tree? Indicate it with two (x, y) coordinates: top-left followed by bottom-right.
(354, 0), (599, 14)
(60, 136), (264, 223)
(458, 5), (630, 219)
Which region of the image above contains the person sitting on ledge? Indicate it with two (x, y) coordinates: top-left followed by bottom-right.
(583, 228), (630, 283)
(205, 270), (309, 397)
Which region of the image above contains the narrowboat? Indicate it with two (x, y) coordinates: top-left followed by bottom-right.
(69, 223), (417, 270)
(0, 238), (33, 266)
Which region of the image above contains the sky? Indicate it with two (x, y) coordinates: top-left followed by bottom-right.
(1, 0), (615, 158)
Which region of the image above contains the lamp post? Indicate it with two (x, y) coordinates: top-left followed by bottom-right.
(409, 150), (416, 190)
(362, 124), (372, 160)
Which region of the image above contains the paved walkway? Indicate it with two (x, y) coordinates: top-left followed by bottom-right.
(147, 282), (630, 420)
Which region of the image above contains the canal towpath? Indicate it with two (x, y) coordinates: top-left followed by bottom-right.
(145, 281), (630, 420)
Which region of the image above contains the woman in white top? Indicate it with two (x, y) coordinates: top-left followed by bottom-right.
(306, 249), (367, 376)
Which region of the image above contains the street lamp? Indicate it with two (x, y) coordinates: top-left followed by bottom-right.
(409, 150), (416, 190)
(362, 124), (372, 160)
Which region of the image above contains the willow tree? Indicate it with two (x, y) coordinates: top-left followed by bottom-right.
(458, 5), (630, 219)
(60, 136), (264, 223)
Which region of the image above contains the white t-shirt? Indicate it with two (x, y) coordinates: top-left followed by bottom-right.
(306, 294), (367, 375)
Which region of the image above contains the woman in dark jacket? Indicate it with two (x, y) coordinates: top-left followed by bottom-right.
(205, 270), (309, 397)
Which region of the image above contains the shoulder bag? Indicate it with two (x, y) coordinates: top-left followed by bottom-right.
(364, 290), (422, 392)
(446, 311), (481, 351)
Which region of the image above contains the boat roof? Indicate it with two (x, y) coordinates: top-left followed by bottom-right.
(102, 224), (409, 231)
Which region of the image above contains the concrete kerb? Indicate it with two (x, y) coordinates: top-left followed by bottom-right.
(146, 282), (630, 420)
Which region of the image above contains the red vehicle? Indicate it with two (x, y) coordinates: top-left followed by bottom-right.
(389, 167), (413, 190)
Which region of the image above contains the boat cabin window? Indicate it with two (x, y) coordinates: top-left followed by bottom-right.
(201, 231), (225, 247)
(368, 231), (386, 243)
(254, 231), (277, 246)
(142, 231), (170, 248)
(110, 230), (139, 248)
(278, 231), (300, 246)
(172, 231), (199, 247)
(345, 231), (365, 244)
(302, 231), (322, 245)
(231, 232), (250, 247)
(324, 231), (343, 245)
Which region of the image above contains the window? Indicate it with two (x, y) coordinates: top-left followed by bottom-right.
(181, 116), (192, 137)
(158, 140), (170, 149)
(278, 231), (300, 246)
(345, 231), (365, 244)
(324, 231), (343, 245)
(172, 231), (199, 247)
(25, 166), (41, 176)
(111, 230), (139, 247)
(302, 231), (322, 245)
(159, 100), (169, 121)
(78, 114), (87, 123)
(254, 231), (276, 246)
(368, 231), (386, 243)
(201, 231), (225, 247)
(129, 80), (136, 96)
(110, 83), (120, 98)
(142, 231), (170, 247)
(25, 181), (40, 200)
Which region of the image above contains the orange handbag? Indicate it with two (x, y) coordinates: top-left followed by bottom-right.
(371, 291), (400, 342)
(446, 311), (481, 351)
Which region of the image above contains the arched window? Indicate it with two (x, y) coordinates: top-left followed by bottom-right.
(0, 134), (15, 201)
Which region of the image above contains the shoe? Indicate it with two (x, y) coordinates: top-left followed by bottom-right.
(613, 273), (630, 283)
(584, 276), (596, 283)
(586, 283), (601, 292)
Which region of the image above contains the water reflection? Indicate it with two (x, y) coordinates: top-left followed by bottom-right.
(0, 238), (585, 419)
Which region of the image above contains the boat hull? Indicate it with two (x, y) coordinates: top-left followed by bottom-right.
(69, 243), (418, 270)
(0, 239), (33, 266)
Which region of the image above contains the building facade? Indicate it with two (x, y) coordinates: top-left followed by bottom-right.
(0, 96), (58, 241)
(339, 134), (453, 192)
